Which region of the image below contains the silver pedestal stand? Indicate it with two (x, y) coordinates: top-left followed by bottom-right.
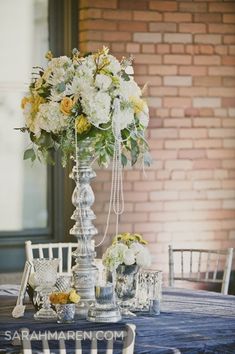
(70, 139), (98, 315)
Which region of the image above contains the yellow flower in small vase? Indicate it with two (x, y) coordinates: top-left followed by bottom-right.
(75, 115), (91, 134)
(60, 97), (74, 115)
(69, 289), (80, 304)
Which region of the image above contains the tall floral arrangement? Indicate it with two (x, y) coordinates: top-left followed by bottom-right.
(20, 47), (150, 167)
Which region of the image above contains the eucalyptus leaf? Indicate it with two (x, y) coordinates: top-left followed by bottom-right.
(23, 148), (36, 161)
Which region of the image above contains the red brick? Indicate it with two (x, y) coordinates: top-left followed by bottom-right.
(215, 46), (228, 55)
(209, 24), (235, 34)
(222, 98), (235, 108)
(171, 44), (185, 54)
(224, 35), (235, 45)
(119, 0), (148, 10)
(136, 75), (162, 86)
(224, 139), (235, 148)
(179, 2), (207, 12)
(193, 160), (221, 169)
(165, 140), (193, 149)
(157, 170), (171, 180)
(79, 9), (102, 20)
(194, 13), (222, 23)
(164, 97), (192, 108)
(164, 33), (192, 44)
(119, 21), (147, 32)
(150, 22), (177, 32)
(179, 128), (207, 139)
(111, 43), (125, 52)
(209, 128), (235, 138)
(150, 190), (178, 201)
(207, 190), (235, 200)
(207, 149), (235, 159)
(194, 139), (222, 148)
(223, 77), (235, 87)
(142, 44), (155, 53)
(223, 14), (235, 24)
(179, 149), (206, 159)
(80, 19), (117, 31)
(209, 66), (235, 76)
(134, 54), (162, 64)
(135, 202), (163, 212)
(180, 87), (207, 97)
(103, 10), (132, 20)
(126, 43), (140, 53)
(184, 108), (199, 117)
(133, 11), (162, 21)
(194, 55), (221, 65)
(165, 160), (193, 170)
(134, 33), (162, 43)
(164, 118), (191, 127)
(164, 12), (192, 22)
(152, 150), (178, 160)
(164, 55), (192, 65)
(209, 87), (235, 98)
(134, 65), (148, 75)
(179, 66), (207, 76)
(194, 76), (221, 87)
(209, 2), (235, 13)
(193, 98), (221, 108)
(149, 1), (178, 11)
(150, 87), (177, 96)
(149, 65), (177, 75)
(171, 171), (186, 180)
(102, 31), (131, 41)
(222, 56), (235, 65)
(187, 170), (213, 180)
(80, 0), (117, 8)
(180, 23), (206, 34)
(193, 118), (221, 128)
(164, 180), (192, 190)
(164, 75), (192, 86)
(150, 128), (178, 139)
(195, 34), (222, 45)
(134, 181), (163, 191)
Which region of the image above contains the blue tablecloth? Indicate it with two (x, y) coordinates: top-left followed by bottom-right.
(0, 288), (235, 353)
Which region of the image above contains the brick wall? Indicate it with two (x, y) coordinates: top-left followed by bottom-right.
(79, 0), (235, 275)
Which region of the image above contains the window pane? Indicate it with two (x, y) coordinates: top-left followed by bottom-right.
(0, 0), (49, 231)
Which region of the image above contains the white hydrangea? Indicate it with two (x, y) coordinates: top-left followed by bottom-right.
(68, 75), (93, 96)
(130, 242), (144, 254)
(136, 249), (152, 268)
(81, 91), (111, 126)
(119, 107), (135, 129)
(95, 74), (112, 91)
(123, 249), (135, 265)
(36, 102), (67, 134)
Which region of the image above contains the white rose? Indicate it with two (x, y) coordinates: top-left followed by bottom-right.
(123, 249), (135, 266)
(95, 74), (112, 91)
(125, 65), (134, 75)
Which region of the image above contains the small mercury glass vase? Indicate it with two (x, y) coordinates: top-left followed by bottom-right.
(115, 264), (139, 317)
(33, 258), (59, 320)
(56, 303), (76, 323)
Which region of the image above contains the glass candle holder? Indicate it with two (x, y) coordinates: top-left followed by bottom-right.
(136, 269), (162, 315)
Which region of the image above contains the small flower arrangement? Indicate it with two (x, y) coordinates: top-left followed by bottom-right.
(102, 232), (151, 270)
(19, 47), (150, 168)
(49, 289), (80, 305)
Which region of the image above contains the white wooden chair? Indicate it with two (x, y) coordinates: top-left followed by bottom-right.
(21, 324), (136, 354)
(25, 241), (78, 275)
(168, 246), (233, 295)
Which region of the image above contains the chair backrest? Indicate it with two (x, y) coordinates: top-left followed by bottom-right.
(25, 241), (78, 275)
(168, 246), (233, 295)
(21, 324), (136, 354)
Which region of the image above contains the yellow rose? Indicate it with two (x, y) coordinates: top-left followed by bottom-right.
(60, 97), (74, 115)
(21, 97), (29, 109)
(69, 290), (80, 304)
(75, 115), (91, 134)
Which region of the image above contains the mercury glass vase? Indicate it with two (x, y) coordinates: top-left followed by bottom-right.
(115, 264), (139, 317)
(56, 303), (76, 323)
(70, 137), (98, 307)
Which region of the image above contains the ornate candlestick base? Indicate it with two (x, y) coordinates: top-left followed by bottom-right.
(70, 138), (98, 311)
